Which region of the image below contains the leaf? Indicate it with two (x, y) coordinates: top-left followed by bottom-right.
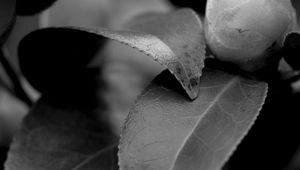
(5, 97), (119, 170)
(20, 8), (205, 100)
(16, 0), (58, 16)
(223, 81), (300, 170)
(0, 0), (15, 44)
(19, 28), (107, 96)
(118, 67), (268, 170)
(108, 8), (206, 99)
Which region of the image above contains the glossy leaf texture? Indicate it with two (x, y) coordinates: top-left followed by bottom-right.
(116, 8), (205, 99)
(0, 0), (15, 44)
(5, 97), (119, 170)
(119, 67), (268, 170)
(16, 0), (58, 16)
(19, 8), (205, 100)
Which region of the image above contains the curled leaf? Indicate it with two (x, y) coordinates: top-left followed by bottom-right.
(102, 8), (206, 99)
(19, 8), (205, 100)
(118, 68), (268, 170)
(19, 28), (106, 96)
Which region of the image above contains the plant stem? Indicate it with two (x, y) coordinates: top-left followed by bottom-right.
(0, 48), (32, 106)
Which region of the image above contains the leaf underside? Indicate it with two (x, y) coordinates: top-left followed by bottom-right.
(18, 28), (106, 96)
(118, 68), (268, 170)
(95, 8), (206, 100)
(4, 98), (119, 170)
(20, 8), (205, 100)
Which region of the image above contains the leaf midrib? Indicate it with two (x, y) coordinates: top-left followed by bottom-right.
(169, 77), (239, 170)
(72, 144), (117, 170)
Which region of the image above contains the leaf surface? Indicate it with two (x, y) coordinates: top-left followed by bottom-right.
(20, 8), (205, 100)
(96, 8), (206, 99)
(19, 28), (107, 96)
(5, 97), (118, 170)
(118, 68), (268, 170)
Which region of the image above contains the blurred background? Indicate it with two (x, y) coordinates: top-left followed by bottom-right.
(0, 0), (300, 169)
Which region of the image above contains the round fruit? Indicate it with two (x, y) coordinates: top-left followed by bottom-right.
(205, 0), (296, 72)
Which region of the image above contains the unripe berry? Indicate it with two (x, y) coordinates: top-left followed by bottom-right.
(205, 0), (296, 72)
